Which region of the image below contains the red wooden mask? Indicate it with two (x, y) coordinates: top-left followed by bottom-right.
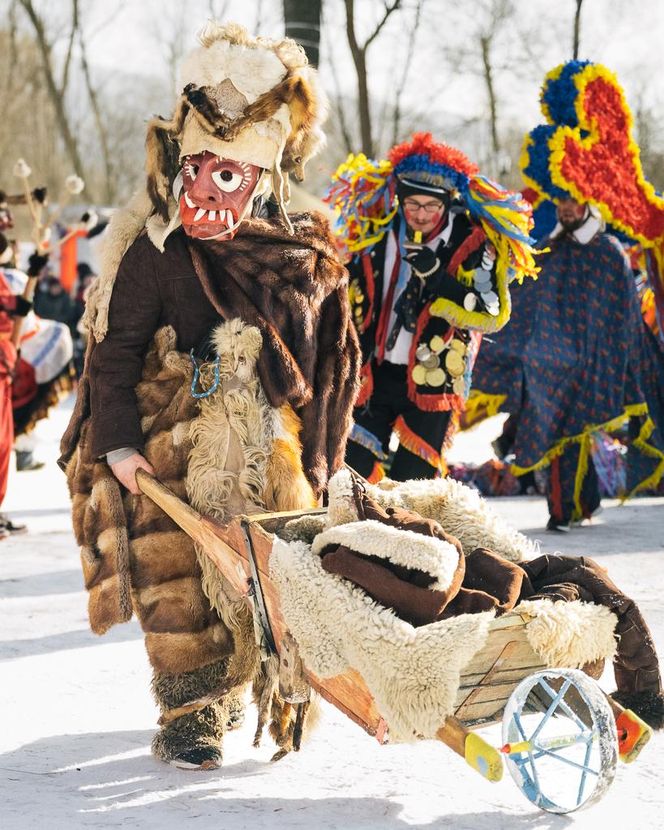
(178, 151), (262, 240)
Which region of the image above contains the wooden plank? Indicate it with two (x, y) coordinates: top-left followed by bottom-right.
(461, 642), (546, 681)
(243, 508), (326, 535)
(455, 637), (545, 725)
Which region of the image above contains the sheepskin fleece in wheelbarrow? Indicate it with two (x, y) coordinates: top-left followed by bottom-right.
(326, 468), (537, 563)
(270, 532), (617, 742)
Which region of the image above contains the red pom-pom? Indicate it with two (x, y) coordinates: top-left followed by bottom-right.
(388, 132), (479, 176)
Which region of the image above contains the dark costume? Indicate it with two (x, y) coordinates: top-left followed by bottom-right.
(472, 223), (664, 523)
(60, 23), (358, 769)
(327, 133), (537, 481)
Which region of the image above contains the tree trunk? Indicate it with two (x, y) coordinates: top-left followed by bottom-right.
(345, 0), (374, 156)
(78, 29), (114, 203)
(480, 34), (500, 163)
(283, 0), (321, 67)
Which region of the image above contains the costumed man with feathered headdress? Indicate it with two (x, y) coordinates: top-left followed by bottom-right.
(327, 134), (537, 482)
(469, 61), (664, 532)
(59, 22), (360, 770)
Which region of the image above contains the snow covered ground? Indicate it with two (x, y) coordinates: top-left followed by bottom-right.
(1, 400), (663, 829)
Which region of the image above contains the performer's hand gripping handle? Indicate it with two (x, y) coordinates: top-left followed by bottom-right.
(110, 452), (155, 495)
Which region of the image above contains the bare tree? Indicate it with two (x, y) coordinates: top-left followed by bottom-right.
(343, 0), (402, 156)
(441, 0), (515, 177)
(16, 0), (86, 180)
(76, 11), (115, 203)
(389, 0), (425, 146)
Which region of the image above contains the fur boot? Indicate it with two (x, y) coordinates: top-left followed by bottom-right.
(151, 659), (232, 769)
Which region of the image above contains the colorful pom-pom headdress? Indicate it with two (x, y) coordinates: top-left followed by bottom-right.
(326, 132), (537, 282)
(521, 59), (664, 334)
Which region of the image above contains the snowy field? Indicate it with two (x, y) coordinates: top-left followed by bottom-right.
(1, 399), (663, 829)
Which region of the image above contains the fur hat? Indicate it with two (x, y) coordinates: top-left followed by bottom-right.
(145, 21), (328, 228)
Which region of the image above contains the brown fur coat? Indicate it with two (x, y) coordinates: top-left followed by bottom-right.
(186, 213), (361, 496)
(65, 321), (321, 677)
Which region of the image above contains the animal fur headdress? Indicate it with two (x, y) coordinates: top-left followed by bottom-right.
(146, 21), (327, 229)
(82, 21), (327, 341)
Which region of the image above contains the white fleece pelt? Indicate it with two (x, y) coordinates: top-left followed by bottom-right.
(271, 532), (619, 741)
(270, 535), (495, 742)
(515, 599), (617, 668)
(312, 521), (460, 592)
(326, 469), (537, 562)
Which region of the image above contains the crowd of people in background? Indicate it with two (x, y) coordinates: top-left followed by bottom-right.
(0, 207), (98, 538)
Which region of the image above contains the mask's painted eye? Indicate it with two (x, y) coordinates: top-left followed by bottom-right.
(212, 168), (243, 192)
(183, 159), (198, 181)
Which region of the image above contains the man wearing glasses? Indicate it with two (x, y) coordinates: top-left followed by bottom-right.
(329, 133), (534, 482)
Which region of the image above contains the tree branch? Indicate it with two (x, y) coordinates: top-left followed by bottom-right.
(365, 0), (402, 49)
(17, 0), (86, 180)
(59, 0), (79, 96)
(391, 0), (424, 145)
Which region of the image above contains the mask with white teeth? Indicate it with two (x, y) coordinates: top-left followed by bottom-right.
(178, 151), (264, 241)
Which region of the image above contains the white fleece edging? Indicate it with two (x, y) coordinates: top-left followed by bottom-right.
(312, 521), (460, 592)
(326, 469), (537, 562)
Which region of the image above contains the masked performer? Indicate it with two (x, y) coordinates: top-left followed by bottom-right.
(60, 22), (359, 769)
(327, 134), (536, 482)
(470, 61), (664, 530)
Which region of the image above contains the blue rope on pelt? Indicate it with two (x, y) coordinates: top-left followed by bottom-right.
(189, 350), (221, 399)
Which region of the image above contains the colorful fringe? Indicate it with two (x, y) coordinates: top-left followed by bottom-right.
(349, 422), (388, 461)
(325, 153), (397, 253)
(510, 402), (664, 520)
(366, 461), (386, 484)
(393, 415), (445, 473)
(462, 390), (507, 430)
(327, 132), (538, 284)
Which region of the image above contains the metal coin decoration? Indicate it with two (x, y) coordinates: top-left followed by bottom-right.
(481, 290), (498, 306)
(422, 354), (440, 370)
(450, 339), (467, 355)
(429, 335), (445, 353)
(426, 368), (446, 387)
(412, 364), (427, 385)
(463, 293), (478, 311)
(416, 344), (432, 362)
(445, 349), (465, 377)
(473, 268), (492, 289)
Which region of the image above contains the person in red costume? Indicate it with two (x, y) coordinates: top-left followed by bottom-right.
(0, 237), (35, 537)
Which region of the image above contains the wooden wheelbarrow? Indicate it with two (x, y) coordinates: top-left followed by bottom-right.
(136, 471), (652, 814)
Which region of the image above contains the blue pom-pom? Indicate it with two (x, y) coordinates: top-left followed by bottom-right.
(541, 60), (592, 127)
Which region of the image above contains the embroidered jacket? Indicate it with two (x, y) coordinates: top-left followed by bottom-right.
(348, 209), (511, 412)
